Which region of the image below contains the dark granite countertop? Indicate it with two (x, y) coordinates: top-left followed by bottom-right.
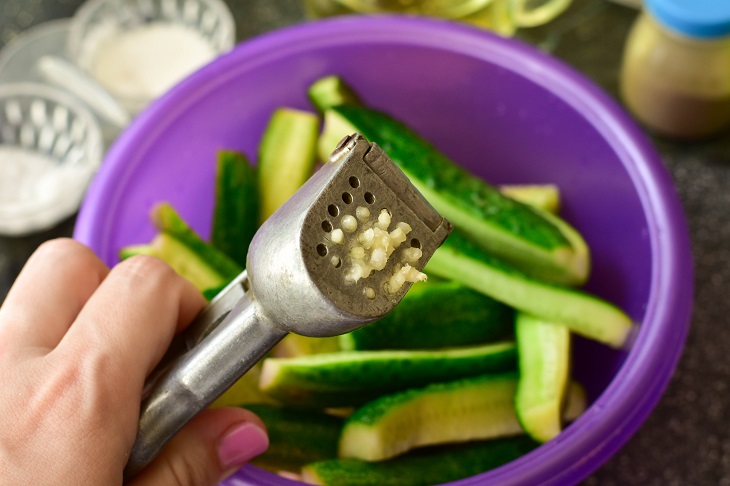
(0, 1), (725, 484)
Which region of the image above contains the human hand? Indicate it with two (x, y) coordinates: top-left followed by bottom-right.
(0, 239), (269, 485)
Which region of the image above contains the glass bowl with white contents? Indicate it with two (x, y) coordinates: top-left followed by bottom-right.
(0, 83), (103, 236)
(67, 0), (235, 114)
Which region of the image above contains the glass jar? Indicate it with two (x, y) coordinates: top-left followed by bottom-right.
(620, 0), (730, 139)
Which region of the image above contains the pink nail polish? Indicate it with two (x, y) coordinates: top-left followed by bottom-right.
(217, 422), (269, 469)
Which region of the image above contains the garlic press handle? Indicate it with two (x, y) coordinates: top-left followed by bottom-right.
(185, 270), (250, 348)
(123, 282), (287, 480)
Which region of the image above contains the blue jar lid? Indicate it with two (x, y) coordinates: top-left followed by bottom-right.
(646, 0), (730, 38)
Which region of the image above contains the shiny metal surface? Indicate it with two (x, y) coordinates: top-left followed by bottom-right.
(125, 290), (285, 479)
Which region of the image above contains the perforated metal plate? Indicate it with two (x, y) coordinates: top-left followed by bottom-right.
(301, 134), (452, 319)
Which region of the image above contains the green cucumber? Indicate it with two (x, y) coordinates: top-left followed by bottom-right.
(304, 383), (586, 484)
(499, 184), (561, 214)
(201, 282), (228, 302)
(211, 150), (259, 267)
(563, 380), (587, 421)
(339, 280), (514, 351)
(426, 230), (632, 348)
(119, 233), (231, 292)
(272, 334), (341, 358)
(318, 103), (589, 286)
(515, 313), (571, 443)
(259, 342), (516, 407)
(258, 108), (319, 223)
(302, 436), (538, 486)
(151, 203), (242, 281)
(211, 363), (276, 408)
(243, 404), (343, 473)
(308, 75), (362, 113)
(119, 244), (157, 260)
(338, 373), (522, 461)
(338, 373), (588, 462)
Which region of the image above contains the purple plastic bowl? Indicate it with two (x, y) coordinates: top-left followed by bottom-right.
(74, 15), (693, 486)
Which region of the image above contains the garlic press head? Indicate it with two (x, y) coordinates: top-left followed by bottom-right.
(246, 132), (452, 336)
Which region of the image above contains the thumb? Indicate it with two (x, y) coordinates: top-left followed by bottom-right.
(130, 407), (269, 486)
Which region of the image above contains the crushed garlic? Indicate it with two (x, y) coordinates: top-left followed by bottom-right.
(375, 209), (391, 230)
(356, 206), (370, 222)
(331, 229), (344, 244)
(341, 215), (358, 233)
(386, 264), (428, 294)
(402, 247), (423, 264)
(340, 208), (427, 294)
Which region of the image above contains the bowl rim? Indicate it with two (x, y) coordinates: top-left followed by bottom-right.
(74, 15), (694, 486)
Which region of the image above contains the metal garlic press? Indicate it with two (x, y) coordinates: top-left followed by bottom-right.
(123, 133), (452, 478)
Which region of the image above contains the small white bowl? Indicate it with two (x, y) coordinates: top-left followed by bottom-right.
(67, 0), (236, 114)
(0, 20), (130, 148)
(0, 83), (103, 236)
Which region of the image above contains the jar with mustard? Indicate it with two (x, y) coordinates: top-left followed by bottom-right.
(620, 0), (730, 139)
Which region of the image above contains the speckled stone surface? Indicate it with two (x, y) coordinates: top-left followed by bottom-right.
(0, 0), (726, 484)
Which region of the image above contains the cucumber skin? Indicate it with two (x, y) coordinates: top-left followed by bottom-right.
(243, 404), (343, 473)
(259, 342), (517, 407)
(321, 104), (588, 286)
(514, 313), (571, 443)
(211, 150), (259, 268)
(151, 203), (242, 281)
(340, 281), (514, 351)
(339, 373), (523, 461)
(302, 437), (538, 486)
(346, 372), (517, 425)
(201, 283), (227, 301)
(426, 230), (633, 348)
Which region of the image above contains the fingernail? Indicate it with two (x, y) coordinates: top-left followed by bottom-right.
(217, 422), (269, 469)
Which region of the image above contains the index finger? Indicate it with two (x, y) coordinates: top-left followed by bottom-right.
(0, 239), (109, 353)
(58, 255), (206, 398)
